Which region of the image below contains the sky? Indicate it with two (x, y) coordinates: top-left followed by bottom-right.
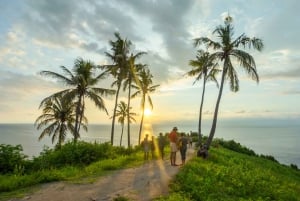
(0, 0), (299, 126)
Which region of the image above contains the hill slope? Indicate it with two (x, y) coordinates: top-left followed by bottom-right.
(157, 147), (300, 201)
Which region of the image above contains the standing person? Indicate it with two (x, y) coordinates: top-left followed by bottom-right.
(141, 134), (150, 161)
(158, 133), (166, 159)
(178, 133), (189, 165)
(168, 127), (178, 166)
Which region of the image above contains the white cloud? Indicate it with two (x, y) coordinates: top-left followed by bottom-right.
(0, 0), (300, 123)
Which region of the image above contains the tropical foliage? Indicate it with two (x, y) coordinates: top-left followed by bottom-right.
(0, 144), (27, 174)
(194, 16), (264, 148)
(35, 94), (85, 148)
(39, 58), (115, 142)
(187, 50), (219, 145)
(103, 32), (147, 146)
(113, 101), (136, 146)
(104, 32), (132, 145)
(131, 67), (160, 144)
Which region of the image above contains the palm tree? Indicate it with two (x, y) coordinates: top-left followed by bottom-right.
(123, 53), (146, 147)
(187, 50), (220, 145)
(35, 94), (87, 148)
(131, 68), (160, 144)
(194, 16), (264, 148)
(104, 32), (131, 145)
(113, 101), (136, 146)
(40, 58), (115, 141)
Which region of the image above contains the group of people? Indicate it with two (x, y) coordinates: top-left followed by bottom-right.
(141, 126), (195, 166)
(140, 134), (155, 160)
(168, 127), (190, 166)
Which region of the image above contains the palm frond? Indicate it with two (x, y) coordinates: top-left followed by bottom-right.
(231, 49), (259, 83)
(194, 37), (222, 50)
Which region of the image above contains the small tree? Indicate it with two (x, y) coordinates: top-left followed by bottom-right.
(186, 50), (219, 145)
(113, 101), (136, 146)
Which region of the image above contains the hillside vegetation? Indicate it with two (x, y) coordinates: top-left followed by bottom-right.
(157, 144), (300, 201)
(1, 139), (299, 201)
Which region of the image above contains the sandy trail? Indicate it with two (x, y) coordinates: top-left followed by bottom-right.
(9, 148), (195, 201)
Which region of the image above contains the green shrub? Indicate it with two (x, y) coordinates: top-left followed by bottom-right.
(215, 139), (256, 156)
(0, 144), (28, 174)
(30, 141), (118, 170)
(259, 154), (279, 163)
(290, 163), (298, 170)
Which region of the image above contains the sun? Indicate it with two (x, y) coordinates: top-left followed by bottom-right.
(144, 108), (152, 116)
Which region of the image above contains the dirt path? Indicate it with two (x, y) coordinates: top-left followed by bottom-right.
(10, 148), (195, 201)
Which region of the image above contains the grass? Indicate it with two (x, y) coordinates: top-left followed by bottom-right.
(156, 147), (300, 201)
(0, 152), (146, 200)
(1, 141), (299, 201)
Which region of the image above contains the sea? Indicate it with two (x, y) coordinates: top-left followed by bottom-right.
(0, 118), (299, 167)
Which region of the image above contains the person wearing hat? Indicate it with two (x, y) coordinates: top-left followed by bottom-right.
(168, 127), (178, 166)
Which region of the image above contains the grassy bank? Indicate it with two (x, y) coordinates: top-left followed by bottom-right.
(1, 139), (299, 201)
(156, 146), (300, 201)
(0, 142), (156, 200)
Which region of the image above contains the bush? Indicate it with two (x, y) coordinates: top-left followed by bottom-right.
(259, 154), (279, 163)
(30, 141), (118, 170)
(290, 164), (299, 170)
(29, 141), (142, 172)
(0, 144), (28, 174)
(215, 139), (256, 156)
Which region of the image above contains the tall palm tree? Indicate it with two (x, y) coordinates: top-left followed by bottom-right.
(40, 58), (115, 141)
(123, 53), (146, 147)
(187, 50), (220, 145)
(194, 16), (264, 148)
(131, 68), (160, 144)
(35, 94), (87, 148)
(104, 32), (131, 145)
(113, 101), (136, 146)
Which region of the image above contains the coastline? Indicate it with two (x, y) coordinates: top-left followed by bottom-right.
(0, 120), (299, 167)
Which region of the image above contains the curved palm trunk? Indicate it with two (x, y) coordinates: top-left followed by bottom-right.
(206, 67), (227, 148)
(120, 123), (124, 146)
(111, 82), (121, 145)
(138, 98), (145, 144)
(78, 98), (85, 136)
(74, 94), (83, 142)
(127, 79), (132, 148)
(198, 76), (207, 145)
(58, 125), (64, 149)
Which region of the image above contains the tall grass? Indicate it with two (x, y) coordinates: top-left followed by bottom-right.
(157, 147), (300, 201)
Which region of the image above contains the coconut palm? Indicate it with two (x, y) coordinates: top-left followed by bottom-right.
(104, 32), (131, 145)
(113, 101), (136, 146)
(131, 68), (160, 144)
(194, 16), (264, 148)
(187, 50), (220, 145)
(40, 58), (115, 141)
(35, 94), (87, 148)
(123, 53), (146, 147)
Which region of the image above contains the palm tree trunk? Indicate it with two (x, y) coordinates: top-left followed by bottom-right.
(138, 109), (145, 145)
(120, 124), (124, 146)
(198, 76), (207, 145)
(127, 79), (132, 148)
(138, 94), (146, 144)
(111, 82), (121, 145)
(74, 95), (82, 142)
(207, 67), (227, 148)
(78, 98), (85, 136)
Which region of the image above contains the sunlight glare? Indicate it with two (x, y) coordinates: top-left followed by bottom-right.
(144, 108), (152, 116)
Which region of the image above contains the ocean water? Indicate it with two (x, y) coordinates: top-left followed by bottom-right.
(0, 119), (299, 167)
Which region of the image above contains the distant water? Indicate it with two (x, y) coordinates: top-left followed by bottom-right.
(0, 119), (299, 167)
